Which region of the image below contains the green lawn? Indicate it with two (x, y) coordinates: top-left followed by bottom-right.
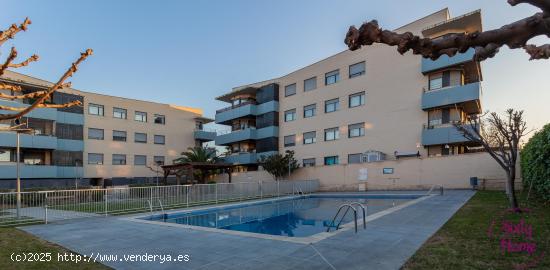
(403, 191), (550, 270)
(0, 228), (110, 270)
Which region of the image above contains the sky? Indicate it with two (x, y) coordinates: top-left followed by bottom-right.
(2, 0), (550, 133)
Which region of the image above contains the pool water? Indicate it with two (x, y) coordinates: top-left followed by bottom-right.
(147, 195), (418, 237)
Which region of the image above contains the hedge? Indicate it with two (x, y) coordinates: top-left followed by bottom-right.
(521, 123), (550, 201)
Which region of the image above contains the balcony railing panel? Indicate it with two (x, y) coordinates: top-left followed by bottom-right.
(421, 48), (476, 73)
(421, 82), (481, 111)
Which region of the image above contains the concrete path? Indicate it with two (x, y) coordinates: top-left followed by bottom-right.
(20, 190), (474, 270)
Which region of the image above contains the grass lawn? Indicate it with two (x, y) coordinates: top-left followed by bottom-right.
(0, 227), (109, 269)
(403, 191), (549, 270)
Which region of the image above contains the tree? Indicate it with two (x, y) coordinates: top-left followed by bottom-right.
(454, 109), (528, 209)
(344, 1), (550, 61)
(173, 146), (218, 183)
(520, 123), (550, 202)
(258, 150), (299, 180)
(0, 18), (92, 129)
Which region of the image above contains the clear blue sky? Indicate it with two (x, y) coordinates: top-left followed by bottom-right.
(3, 0), (549, 132)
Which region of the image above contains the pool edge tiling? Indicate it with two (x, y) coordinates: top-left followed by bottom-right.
(127, 193), (431, 244)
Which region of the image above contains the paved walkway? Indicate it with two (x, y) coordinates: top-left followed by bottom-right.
(20, 190), (474, 270)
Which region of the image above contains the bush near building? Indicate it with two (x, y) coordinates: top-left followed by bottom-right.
(521, 123), (550, 202)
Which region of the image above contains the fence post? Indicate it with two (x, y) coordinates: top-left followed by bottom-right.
(186, 186), (189, 208)
(260, 181), (263, 199)
(104, 189), (107, 217)
(44, 192), (48, 224)
(215, 184), (218, 204)
(277, 181), (280, 197)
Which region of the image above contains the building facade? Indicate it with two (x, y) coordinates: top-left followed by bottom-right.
(0, 71), (213, 188)
(213, 9), (499, 189)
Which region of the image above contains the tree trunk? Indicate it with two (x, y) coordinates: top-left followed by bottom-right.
(506, 168), (519, 209)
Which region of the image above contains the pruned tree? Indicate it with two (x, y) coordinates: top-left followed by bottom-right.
(0, 18), (92, 131)
(344, 0), (550, 61)
(258, 150), (300, 180)
(454, 109), (528, 209)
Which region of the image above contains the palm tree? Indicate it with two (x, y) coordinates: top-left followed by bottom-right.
(173, 146), (218, 183)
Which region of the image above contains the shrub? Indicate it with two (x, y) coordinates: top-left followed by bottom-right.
(521, 123), (550, 201)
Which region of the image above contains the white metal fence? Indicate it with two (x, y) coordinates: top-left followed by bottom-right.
(0, 179), (319, 227)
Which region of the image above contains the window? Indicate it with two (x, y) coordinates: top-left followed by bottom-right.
(324, 127), (339, 141)
(154, 135), (165, 145)
(0, 149), (13, 162)
(324, 156), (339, 165)
(348, 153), (362, 164)
(113, 107), (127, 119)
(429, 71), (452, 91)
(284, 83), (296, 97)
(113, 130), (127, 141)
(304, 77), (317, 92)
(88, 153), (104, 165)
(154, 156), (165, 165)
(135, 132), (147, 143)
(348, 123), (365, 138)
(55, 123), (83, 140)
(284, 135), (296, 147)
(303, 131), (316, 144)
(88, 128), (104, 140)
(284, 109), (296, 122)
(88, 103), (104, 116)
(154, 114), (165, 125)
(303, 158), (316, 167)
(112, 154), (126, 165)
(325, 70), (340, 85)
(325, 98), (339, 113)
(303, 104), (316, 118)
(349, 61), (366, 78)
(134, 155), (146, 166)
(349, 92), (365, 108)
(135, 111), (147, 122)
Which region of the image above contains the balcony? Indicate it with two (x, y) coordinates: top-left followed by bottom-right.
(0, 132), (57, 149)
(0, 164), (82, 179)
(193, 129), (216, 142)
(220, 151), (277, 165)
(421, 82), (481, 113)
(215, 126), (278, 145)
(215, 100), (278, 124)
(422, 123), (478, 146)
(421, 48), (476, 74)
(0, 99), (57, 121)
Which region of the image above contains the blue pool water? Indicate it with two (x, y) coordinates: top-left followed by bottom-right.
(146, 194), (420, 237)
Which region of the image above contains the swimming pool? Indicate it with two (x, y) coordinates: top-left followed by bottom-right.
(143, 194), (421, 237)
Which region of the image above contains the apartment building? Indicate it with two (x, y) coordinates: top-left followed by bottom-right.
(214, 9), (493, 188)
(0, 71), (213, 188)
(214, 83), (279, 170)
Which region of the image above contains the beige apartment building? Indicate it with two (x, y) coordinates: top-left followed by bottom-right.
(214, 9), (509, 189)
(0, 70), (213, 187)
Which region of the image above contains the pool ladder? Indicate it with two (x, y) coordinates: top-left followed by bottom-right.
(147, 198), (166, 220)
(326, 202), (367, 233)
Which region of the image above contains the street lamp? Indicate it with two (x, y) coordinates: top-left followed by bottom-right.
(74, 159), (82, 189)
(12, 123), (33, 219)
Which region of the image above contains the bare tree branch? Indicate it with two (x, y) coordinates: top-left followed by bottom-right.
(0, 49), (93, 121)
(0, 100), (82, 111)
(0, 47), (17, 76)
(7, 54), (39, 68)
(0, 82), (22, 92)
(0, 90), (47, 100)
(0, 17), (31, 46)
(345, 1), (550, 61)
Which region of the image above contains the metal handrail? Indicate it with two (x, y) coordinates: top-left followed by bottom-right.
(426, 184), (444, 196)
(327, 204), (358, 233)
(147, 199), (166, 220)
(350, 202), (367, 229)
